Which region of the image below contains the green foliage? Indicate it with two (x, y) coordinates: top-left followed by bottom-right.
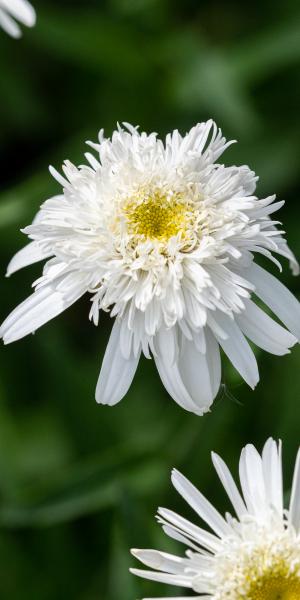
(0, 0), (300, 597)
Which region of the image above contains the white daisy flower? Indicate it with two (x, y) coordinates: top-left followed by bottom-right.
(1, 121), (300, 414)
(0, 0), (35, 38)
(131, 438), (300, 600)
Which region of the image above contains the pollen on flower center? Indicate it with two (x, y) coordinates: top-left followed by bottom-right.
(246, 569), (300, 600)
(214, 538), (300, 600)
(123, 190), (194, 243)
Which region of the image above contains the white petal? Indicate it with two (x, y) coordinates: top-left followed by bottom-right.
(160, 522), (203, 553)
(6, 242), (51, 277)
(157, 507), (221, 553)
(0, 0), (36, 26)
(0, 277), (84, 344)
(155, 327), (177, 366)
(289, 447), (300, 533)
(154, 328), (203, 415)
(171, 469), (231, 537)
(154, 327), (220, 415)
(204, 328), (222, 399)
(154, 353), (201, 415)
(239, 444), (268, 518)
(131, 549), (188, 575)
(236, 299), (297, 356)
(177, 331), (221, 412)
(211, 452), (247, 519)
(212, 314), (259, 389)
(119, 318), (133, 360)
(129, 568), (192, 588)
(262, 438), (283, 515)
(95, 320), (140, 406)
(275, 236), (299, 275)
(0, 8), (21, 36)
(247, 263), (300, 340)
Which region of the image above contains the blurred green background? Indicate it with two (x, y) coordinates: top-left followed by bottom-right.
(0, 0), (300, 598)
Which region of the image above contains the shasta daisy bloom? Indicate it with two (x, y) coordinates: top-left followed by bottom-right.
(0, 0), (35, 38)
(1, 121), (300, 414)
(131, 438), (300, 600)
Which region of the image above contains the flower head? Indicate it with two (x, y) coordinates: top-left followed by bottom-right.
(131, 438), (300, 600)
(0, 0), (35, 38)
(1, 121), (300, 413)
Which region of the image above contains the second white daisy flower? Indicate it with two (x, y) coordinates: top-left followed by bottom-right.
(131, 438), (300, 599)
(1, 121), (300, 413)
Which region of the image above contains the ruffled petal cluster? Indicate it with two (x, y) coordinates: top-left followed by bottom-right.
(131, 439), (300, 599)
(1, 121), (300, 413)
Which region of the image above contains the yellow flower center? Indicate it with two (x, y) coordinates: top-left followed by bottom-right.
(247, 573), (300, 600)
(124, 190), (194, 243)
